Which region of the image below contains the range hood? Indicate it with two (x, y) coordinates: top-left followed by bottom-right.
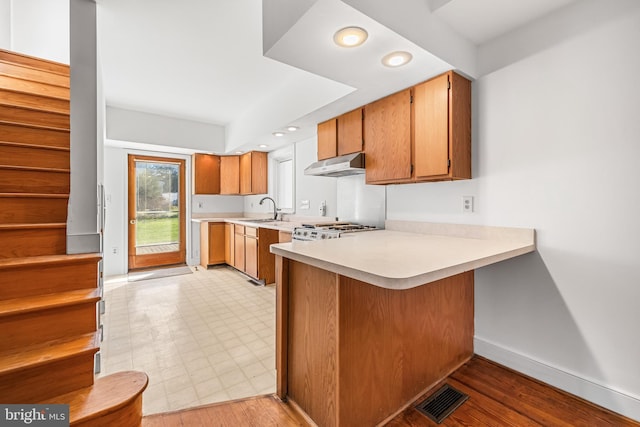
(304, 152), (365, 177)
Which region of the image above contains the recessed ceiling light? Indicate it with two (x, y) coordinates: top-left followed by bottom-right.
(333, 27), (368, 48)
(259, 144), (268, 148)
(273, 131), (285, 137)
(382, 51), (413, 67)
(286, 126), (299, 132)
(235, 151), (243, 154)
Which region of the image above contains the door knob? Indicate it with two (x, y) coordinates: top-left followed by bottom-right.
(130, 220), (136, 224)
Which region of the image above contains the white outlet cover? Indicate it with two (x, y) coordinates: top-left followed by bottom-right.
(462, 196), (474, 213)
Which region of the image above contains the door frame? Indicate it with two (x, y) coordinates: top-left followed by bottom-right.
(127, 154), (186, 271)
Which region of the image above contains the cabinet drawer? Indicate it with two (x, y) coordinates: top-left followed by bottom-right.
(234, 224), (245, 235)
(245, 226), (257, 238)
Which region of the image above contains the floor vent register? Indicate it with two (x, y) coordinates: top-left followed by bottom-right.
(416, 384), (469, 424)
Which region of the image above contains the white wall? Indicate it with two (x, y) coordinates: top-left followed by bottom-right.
(8, 0), (69, 64)
(0, 0), (10, 49)
(106, 106), (226, 153)
(244, 136), (338, 219)
(387, 2), (640, 419)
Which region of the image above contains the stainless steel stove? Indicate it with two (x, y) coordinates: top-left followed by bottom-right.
(292, 222), (378, 241)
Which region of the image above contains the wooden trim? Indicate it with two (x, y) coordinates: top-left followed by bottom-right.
(0, 61), (70, 88)
(275, 255), (289, 399)
(127, 155), (186, 271)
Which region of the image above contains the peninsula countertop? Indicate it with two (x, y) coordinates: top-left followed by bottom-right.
(269, 220), (536, 289)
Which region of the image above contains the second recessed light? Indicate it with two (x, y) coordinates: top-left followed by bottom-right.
(382, 51), (413, 67)
(273, 132), (285, 137)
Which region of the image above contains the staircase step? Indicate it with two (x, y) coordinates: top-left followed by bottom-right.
(0, 104), (70, 130)
(0, 50), (69, 75)
(41, 371), (148, 427)
(0, 333), (99, 403)
(0, 141), (69, 169)
(0, 88), (69, 114)
(0, 289), (100, 350)
(0, 74), (69, 101)
(0, 164), (70, 194)
(0, 60), (70, 88)
(0, 254), (101, 300)
(0, 121), (69, 148)
(0, 193), (69, 224)
(0, 223), (66, 259)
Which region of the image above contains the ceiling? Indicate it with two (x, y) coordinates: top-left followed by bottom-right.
(97, 0), (577, 154)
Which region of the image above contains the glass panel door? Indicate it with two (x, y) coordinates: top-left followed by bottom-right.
(128, 155), (186, 270)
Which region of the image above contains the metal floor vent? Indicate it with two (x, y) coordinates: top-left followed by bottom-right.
(416, 384), (469, 424)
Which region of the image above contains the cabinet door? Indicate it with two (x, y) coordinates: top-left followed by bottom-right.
(317, 118), (337, 160)
(234, 227), (245, 271)
(245, 235), (258, 279)
(207, 223), (226, 265)
(225, 222), (234, 265)
(192, 154), (220, 194)
(251, 151), (268, 195)
(220, 156), (240, 194)
(414, 74), (450, 178)
(240, 152), (252, 195)
(364, 90), (412, 184)
(337, 108), (363, 156)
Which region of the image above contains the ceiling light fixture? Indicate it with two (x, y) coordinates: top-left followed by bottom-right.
(272, 131), (285, 137)
(382, 51), (413, 67)
(235, 151), (243, 154)
(259, 144), (268, 148)
(286, 126), (299, 132)
(333, 26), (368, 48)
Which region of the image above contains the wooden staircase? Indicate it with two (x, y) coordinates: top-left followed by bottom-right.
(0, 49), (147, 425)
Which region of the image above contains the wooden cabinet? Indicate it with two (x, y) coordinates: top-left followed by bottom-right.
(317, 118), (337, 160)
(200, 222), (225, 267)
(244, 227), (258, 279)
(192, 154), (220, 194)
(220, 156), (240, 194)
(278, 231), (292, 243)
(225, 222), (234, 265)
(317, 108), (363, 161)
(364, 71), (471, 184)
(364, 89), (412, 184)
(233, 224), (245, 271)
(240, 151), (268, 195)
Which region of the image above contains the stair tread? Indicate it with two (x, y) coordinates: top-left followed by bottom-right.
(0, 119), (70, 133)
(0, 222), (66, 230)
(0, 193), (69, 198)
(0, 164), (70, 173)
(0, 253), (101, 269)
(39, 371), (148, 424)
(0, 288), (100, 317)
(0, 140), (70, 152)
(0, 332), (99, 375)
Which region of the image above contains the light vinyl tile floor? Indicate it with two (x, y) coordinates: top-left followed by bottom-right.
(98, 265), (276, 415)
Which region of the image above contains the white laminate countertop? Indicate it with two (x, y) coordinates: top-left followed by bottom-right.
(270, 221), (536, 290)
(191, 215), (333, 233)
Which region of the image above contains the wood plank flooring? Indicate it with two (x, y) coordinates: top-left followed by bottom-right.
(142, 356), (639, 427)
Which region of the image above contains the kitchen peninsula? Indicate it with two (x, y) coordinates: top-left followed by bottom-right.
(270, 220), (535, 426)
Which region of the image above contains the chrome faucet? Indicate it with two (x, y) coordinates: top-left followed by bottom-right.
(259, 196), (279, 220)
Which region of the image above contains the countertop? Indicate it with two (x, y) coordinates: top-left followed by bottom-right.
(191, 214), (335, 233)
(270, 220), (536, 290)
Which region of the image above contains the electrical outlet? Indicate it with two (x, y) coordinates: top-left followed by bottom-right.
(197, 202), (203, 208)
(462, 196), (474, 213)
(300, 200), (310, 210)
(111, 247), (118, 254)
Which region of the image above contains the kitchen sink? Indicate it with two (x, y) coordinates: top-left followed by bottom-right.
(240, 218), (278, 223)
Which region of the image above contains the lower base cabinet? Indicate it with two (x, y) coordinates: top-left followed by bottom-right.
(207, 223), (278, 284)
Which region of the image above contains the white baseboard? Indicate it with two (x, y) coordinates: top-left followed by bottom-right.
(474, 337), (640, 422)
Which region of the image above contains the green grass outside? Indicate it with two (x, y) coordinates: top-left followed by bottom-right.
(136, 216), (179, 246)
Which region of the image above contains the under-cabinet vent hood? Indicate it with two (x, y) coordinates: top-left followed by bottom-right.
(304, 152), (365, 177)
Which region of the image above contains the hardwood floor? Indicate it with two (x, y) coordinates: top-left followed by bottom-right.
(142, 356), (639, 427)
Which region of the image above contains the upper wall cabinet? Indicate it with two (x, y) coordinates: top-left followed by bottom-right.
(364, 90), (412, 184)
(240, 151), (268, 195)
(317, 108), (364, 161)
(192, 154), (220, 194)
(364, 70), (471, 184)
(220, 155), (240, 194)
